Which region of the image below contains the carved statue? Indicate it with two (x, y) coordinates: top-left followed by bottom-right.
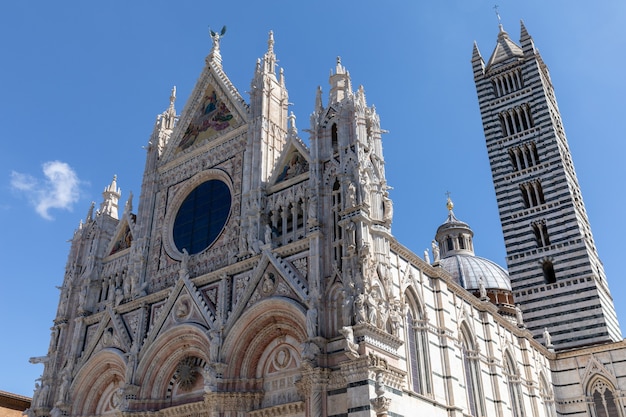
(431, 240), (440, 262)
(346, 181), (357, 208)
(180, 248), (190, 278)
(543, 327), (553, 347)
(208, 330), (221, 363)
(264, 224), (272, 245)
(478, 277), (487, 299)
(354, 293), (366, 324)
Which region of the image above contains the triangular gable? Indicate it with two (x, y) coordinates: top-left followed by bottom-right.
(79, 307), (131, 366)
(581, 354), (619, 390)
(225, 249), (309, 333)
(269, 137), (310, 186)
(161, 63), (249, 163)
(143, 274), (218, 348)
(106, 214), (135, 256)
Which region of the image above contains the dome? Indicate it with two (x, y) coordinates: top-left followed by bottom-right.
(438, 254), (511, 291)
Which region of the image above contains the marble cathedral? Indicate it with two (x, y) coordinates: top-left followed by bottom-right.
(27, 23), (626, 417)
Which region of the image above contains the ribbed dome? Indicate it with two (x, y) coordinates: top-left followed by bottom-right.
(438, 254), (511, 291)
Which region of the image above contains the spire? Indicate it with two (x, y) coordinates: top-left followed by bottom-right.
(85, 201), (95, 223)
(519, 20), (536, 54)
(161, 86), (177, 130)
(263, 31), (277, 75)
(288, 111), (297, 137)
(315, 86), (323, 114)
(100, 175), (121, 219)
(329, 56), (352, 104)
(471, 41), (485, 77)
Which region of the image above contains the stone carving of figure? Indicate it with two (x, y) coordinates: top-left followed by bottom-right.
(306, 305), (318, 339)
(115, 287), (124, 306)
(354, 293), (366, 324)
(180, 248), (190, 278)
(478, 277), (487, 300)
(37, 383), (49, 408)
(424, 249), (431, 264)
(264, 224), (272, 245)
(543, 327), (553, 347)
(339, 326), (358, 357)
(346, 221), (356, 248)
(389, 304), (401, 336)
(57, 369), (70, 405)
(208, 330), (221, 363)
(262, 273), (275, 294)
(31, 383), (40, 410)
(431, 240), (440, 262)
(361, 173), (371, 206)
(346, 182), (357, 208)
(78, 283), (88, 309)
(382, 192), (393, 224)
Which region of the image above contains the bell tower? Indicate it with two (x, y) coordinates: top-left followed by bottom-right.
(472, 22), (621, 349)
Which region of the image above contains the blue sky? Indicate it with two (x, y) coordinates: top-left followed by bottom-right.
(1, 1), (625, 397)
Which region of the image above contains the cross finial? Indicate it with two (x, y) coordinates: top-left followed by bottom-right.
(493, 4), (502, 25)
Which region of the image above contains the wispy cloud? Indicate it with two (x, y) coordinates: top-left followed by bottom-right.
(11, 161), (82, 220)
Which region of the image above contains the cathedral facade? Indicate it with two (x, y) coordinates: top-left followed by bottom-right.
(27, 24), (626, 417)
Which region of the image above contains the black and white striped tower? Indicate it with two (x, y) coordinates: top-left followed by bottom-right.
(472, 22), (621, 349)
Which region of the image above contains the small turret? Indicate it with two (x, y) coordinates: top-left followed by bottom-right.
(328, 57), (352, 104)
(99, 175), (121, 219)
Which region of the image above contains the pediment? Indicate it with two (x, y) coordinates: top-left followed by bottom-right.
(268, 140), (310, 187)
(80, 307), (131, 366)
(106, 213), (136, 256)
(161, 64), (248, 164)
(144, 274), (218, 348)
(226, 250), (309, 333)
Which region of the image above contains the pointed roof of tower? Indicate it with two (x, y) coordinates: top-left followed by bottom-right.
(486, 24), (523, 70)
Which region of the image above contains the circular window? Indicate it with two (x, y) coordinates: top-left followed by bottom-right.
(172, 179), (231, 255)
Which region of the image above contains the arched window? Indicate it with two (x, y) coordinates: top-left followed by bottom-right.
(461, 325), (485, 417)
(504, 351), (525, 417)
(589, 379), (622, 417)
(406, 298), (431, 395)
(539, 372), (554, 417)
(331, 123), (339, 154)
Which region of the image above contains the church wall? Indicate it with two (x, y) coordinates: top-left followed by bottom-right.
(551, 341), (626, 416)
(388, 244), (555, 417)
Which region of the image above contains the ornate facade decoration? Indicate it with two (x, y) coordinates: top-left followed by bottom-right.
(27, 22), (626, 417)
